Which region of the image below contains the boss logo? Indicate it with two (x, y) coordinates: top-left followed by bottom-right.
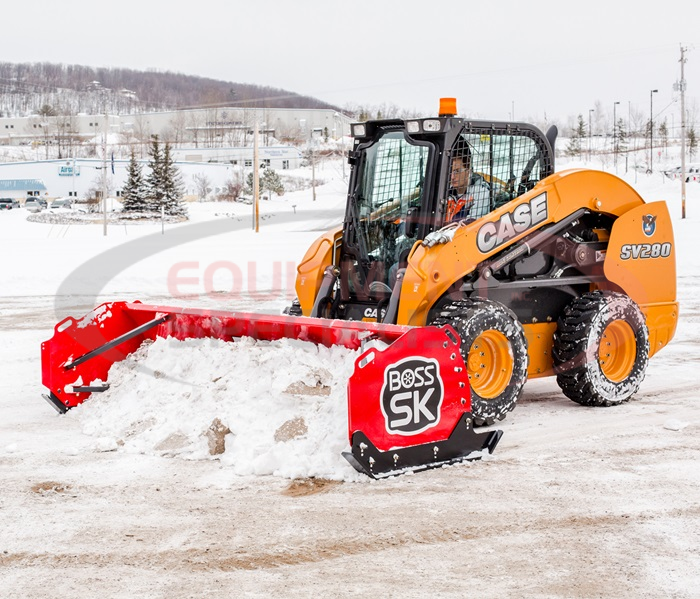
(380, 357), (444, 435)
(477, 192), (548, 253)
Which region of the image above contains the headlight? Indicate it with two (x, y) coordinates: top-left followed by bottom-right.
(352, 124), (366, 137)
(406, 121), (420, 134)
(422, 119), (441, 132)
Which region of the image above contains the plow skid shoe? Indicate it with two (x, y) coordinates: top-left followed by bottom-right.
(343, 414), (502, 479)
(344, 326), (503, 478)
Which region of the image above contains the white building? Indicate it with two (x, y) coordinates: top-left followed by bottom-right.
(0, 107), (352, 147)
(170, 145), (302, 170)
(0, 158), (245, 201)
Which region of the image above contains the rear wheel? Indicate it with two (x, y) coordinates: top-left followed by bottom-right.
(552, 291), (649, 406)
(431, 299), (528, 425)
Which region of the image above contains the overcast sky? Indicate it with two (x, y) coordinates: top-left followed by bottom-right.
(5, 1), (700, 130)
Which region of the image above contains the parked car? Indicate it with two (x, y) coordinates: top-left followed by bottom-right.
(664, 164), (700, 182)
(0, 198), (20, 210)
(50, 198), (73, 209)
(25, 198), (47, 212)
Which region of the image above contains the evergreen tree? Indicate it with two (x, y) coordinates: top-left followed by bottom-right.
(145, 134), (165, 212)
(245, 171), (255, 195)
(121, 151), (148, 212)
(565, 133), (581, 157)
(261, 168), (285, 196)
(161, 142), (187, 217)
(614, 118), (627, 153)
(658, 120), (668, 150)
(245, 168), (285, 198)
(689, 127), (697, 159)
(566, 114), (585, 157)
(576, 114), (586, 140)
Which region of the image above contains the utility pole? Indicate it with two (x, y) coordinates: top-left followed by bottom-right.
(588, 109), (594, 160)
(309, 131), (317, 202)
(650, 89), (658, 172)
(334, 112), (346, 180)
(613, 101), (620, 170)
(253, 120), (260, 232)
(627, 101), (632, 173)
(72, 157), (76, 199)
(311, 143), (317, 201)
(679, 45), (688, 219)
(102, 112), (108, 237)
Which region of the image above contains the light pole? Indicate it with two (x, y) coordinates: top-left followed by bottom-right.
(613, 101), (620, 169)
(650, 89), (658, 172)
(334, 112), (346, 179)
(588, 109), (595, 160)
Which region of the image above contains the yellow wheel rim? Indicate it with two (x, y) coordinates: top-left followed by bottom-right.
(599, 320), (636, 383)
(467, 330), (513, 399)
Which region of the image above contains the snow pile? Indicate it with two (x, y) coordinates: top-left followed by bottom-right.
(71, 336), (364, 481)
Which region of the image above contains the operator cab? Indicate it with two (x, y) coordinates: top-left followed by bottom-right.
(333, 101), (556, 322)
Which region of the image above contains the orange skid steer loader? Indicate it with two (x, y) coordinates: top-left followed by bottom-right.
(42, 99), (677, 478)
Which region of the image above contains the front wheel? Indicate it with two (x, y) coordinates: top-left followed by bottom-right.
(431, 298), (529, 425)
(552, 291), (649, 406)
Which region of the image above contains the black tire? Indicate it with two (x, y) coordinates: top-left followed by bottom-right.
(552, 291), (649, 407)
(431, 298), (529, 425)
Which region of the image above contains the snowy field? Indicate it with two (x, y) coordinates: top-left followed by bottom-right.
(1, 156), (699, 597)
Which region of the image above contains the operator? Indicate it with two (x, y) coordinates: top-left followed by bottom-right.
(446, 147), (491, 222)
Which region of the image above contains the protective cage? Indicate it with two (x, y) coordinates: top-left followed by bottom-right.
(446, 125), (554, 223)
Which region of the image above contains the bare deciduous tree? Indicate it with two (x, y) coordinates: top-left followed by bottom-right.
(192, 172), (211, 202)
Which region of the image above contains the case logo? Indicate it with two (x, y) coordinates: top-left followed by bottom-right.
(380, 357), (444, 435)
(642, 214), (657, 237)
(476, 192), (548, 253)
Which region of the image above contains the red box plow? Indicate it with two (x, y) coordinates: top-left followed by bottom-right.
(42, 302), (501, 478)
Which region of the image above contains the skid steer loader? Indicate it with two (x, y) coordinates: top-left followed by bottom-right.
(41, 98), (677, 478)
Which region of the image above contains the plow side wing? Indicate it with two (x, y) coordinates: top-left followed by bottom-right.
(345, 326), (502, 478)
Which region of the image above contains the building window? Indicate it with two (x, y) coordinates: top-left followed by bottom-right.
(244, 160), (253, 167)
(68, 191), (77, 197)
(282, 160), (289, 170)
(116, 190), (122, 197)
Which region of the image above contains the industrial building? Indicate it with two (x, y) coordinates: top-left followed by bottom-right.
(0, 107), (352, 147)
(0, 158), (244, 202)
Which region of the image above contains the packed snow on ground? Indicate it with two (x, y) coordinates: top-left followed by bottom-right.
(1, 155), (699, 597)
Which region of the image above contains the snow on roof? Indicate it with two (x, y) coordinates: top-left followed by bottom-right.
(0, 178), (46, 191)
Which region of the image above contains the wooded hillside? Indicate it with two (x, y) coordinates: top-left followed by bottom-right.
(0, 62), (339, 116)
